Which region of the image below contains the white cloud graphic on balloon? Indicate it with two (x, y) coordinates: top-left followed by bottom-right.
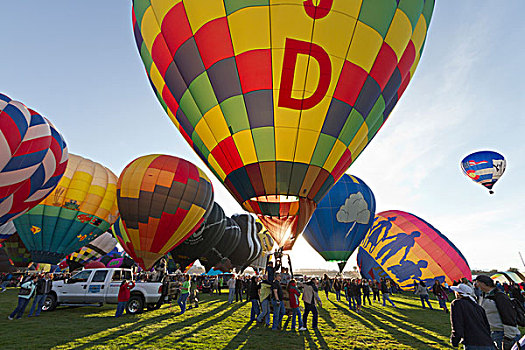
(336, 192), (371, 236)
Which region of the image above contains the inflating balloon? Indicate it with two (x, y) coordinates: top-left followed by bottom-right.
(359, 210), (471, 290)
(0, 222), (16, 243)
(132, 0), (435, 250)
(303, 174), (375, 268)
(14, 154), (118, 264)
(170, 202), (227, 269)
(461, 151), (506, 194)
(0, 94), (68, 225)
(199, 217), (241, 271)
(357, 246), (389, 281)
(66, 231), (118, 271)
(116, 154), (214, 269)
(230, 213), (262, 269)
(2, 233), (32, 268)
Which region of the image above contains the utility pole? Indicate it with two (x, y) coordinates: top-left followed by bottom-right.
(519, 252), (525, 269)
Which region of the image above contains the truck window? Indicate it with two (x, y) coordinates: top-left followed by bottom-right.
(112, 271), (121, 281)
(92, 270), (108, 283)
(69, 270), (91, 283)
(123, 271), (132, 280)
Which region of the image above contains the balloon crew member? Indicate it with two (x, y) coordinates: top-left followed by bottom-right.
(449, 283), (494, 350)
(302, 277), (322, 330)
(288, 279), (306, 331)
(475, 275), (521, 350)
(8, 275), (37, 320)
(271, 273), (285, 331)
(432, 279), (449, 313)
(256, 275), (272, 326)
(177, 274), (191, 315)
(28, 273), (53, 317)
(248, 276), (261, 322)
(115, 279), (136, 317)
(381, 278), (397, 308)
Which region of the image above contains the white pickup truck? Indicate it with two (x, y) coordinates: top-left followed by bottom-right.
(44, 268), (175, 314)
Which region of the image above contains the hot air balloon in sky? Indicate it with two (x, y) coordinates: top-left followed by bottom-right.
(14, 154), (118, 264)
(461, 151), (506, 194)
(116, 154), (214, 270)
(132, 0), (435, 250)
(303, 174), (375, 269)
(0, 93), (68, 225)
(359, 210), (471, 290)
(170, 201), (227, 269)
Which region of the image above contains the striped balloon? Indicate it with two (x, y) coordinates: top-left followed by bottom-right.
(67, 231), (118, 269)
(0, 222), (16, 243)
(0, 94), (68, 225)
(115, 154), (214, 270)
(14, 154), (119, 264)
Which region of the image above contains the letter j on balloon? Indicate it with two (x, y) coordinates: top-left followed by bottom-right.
(132, 0), (435, 250)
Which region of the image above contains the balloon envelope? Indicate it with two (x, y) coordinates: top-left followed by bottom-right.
(170, 202), (227, 268)
(13, 154), (119, 264)
(132, 0), (435, 250)
(0, 94), (68, 225)
(230, 213), (262, 268)
(303, 174), (375, 262)
(357, 246), (389, 281)
(359, 210), (471, 290)
(116, 154), (214, 269)
(0, 222), (16, 243)
(2, 233), (32, 268)
(67, 231), (118, 269)
(461, 151), (506, 194)
(199, 217), (241, 271)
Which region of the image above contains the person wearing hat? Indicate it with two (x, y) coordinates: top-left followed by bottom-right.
(449, 283), (494, 349)
(475, 275), (521, 350)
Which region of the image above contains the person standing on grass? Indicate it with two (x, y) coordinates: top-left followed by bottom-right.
(235, 275), (243, 302)
(271, 273), (285, 331)
(321, 274), (331, 300)
(361, 280), (372, 306)
(333, 277), (342, 301)
(415, 281), (433, 309)
(8, 275), (37, 320)
(188, 275), (199, 309)
(28, 273), (53, 317)
(381, 278), (397, 308)
(227, 275), (236, 304)
(115, 279), (135, 317)
(257, 275), (272, 326)
(302, 277), (322, 331)
(449, 283), (494, 350)
(288, 279), (306, 331)
(433, 279), (450, 313)
(177, 274), (191, 315)
(248, 276), (260, 322)
(475, 275), (521, 350)
(354, 279), (363, 313)
(371, 280), (380, 302)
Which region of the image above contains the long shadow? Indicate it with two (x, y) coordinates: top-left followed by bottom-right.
(314, 328), (329, 349)
(222, 321), (252, 349)
(69, 300), (231, 350)
(304, 330), (320, 350)
(327, 300), (376, 331)
(127, 302), (245, 348)
(365, 307), (449, 348)
(317, 306), (336, 329)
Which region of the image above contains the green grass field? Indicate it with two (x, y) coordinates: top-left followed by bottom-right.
(0, 289), (457, 349)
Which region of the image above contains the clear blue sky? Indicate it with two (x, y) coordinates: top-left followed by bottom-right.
(1, 1), (523, 271)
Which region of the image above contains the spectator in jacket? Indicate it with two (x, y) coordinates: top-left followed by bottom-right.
(361, 280), (372, 306)
(449, 283), (494, 349)
(321, 274), (331, 299)
(303, 277), (322, 330)
(256, 275), (272, 326)
(235, 276), (243, 302)
(381, 278), (397, 308)
(28, 274), (53, 317)
(8, 275), (38, 320)
(288, 279), (306, 331)
(433, 279), (449, 313)
(248, 276), (260, 322)
(115, 279), (136, 317)
(415, 281), (433, 309)
(371, 280), (380, 302)
(227, 275), (236, 304)
(333, 278), (342, 301)
(475, 275), (521, 350)
(272, 273), (285, 331)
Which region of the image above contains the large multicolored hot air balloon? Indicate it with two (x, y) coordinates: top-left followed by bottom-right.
(170, 202), (227, 269)
(357, 246), (389, 281)
(116, 154), (214, 270)
(303, 174), (375, 268)
(461, 151), (506, 194)
(132, 0), (435, 250)
(13, 154), (119, 264)
(0, 93), (68, 225)
(66, 231), (118, 271)
(359, 210), (471, 290)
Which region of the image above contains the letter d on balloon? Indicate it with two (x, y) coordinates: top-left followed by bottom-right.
(278, 38), (332, 110)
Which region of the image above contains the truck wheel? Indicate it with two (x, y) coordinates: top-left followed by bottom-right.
(126, 295), (144, 314)
(42, 293), (57, 312)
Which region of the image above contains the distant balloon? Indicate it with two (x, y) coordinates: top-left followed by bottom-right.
(199, 217), (241, 271)
(170, 202), (227, 269)
(13, 154), (119, 264)
(66, 231), (118, 271)
(132, 0), (435, 251)
(357, 247), (389, 281)
(359, 210), (471, 290)
(303, 175), (375, 266)
(116, 155), (214, 269)
(2, 233), (32, 268)
(461, 151), (506, 194)
(0, 93), (68, 225)
(0, 222), (16, 243)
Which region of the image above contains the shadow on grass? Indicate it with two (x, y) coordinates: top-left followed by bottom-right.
(327, 299), (376, 331)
